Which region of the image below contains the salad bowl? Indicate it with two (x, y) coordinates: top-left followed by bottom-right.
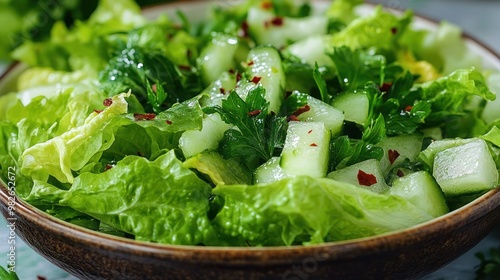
(1, 0), (500, 279)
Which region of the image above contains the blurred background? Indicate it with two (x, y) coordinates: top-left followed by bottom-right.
(0, 0), (499, 279)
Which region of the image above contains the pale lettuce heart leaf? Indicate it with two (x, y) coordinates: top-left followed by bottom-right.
(212, 176), (433, 246)
(16, 67), (96, 91)
(20, 93), (131, 184)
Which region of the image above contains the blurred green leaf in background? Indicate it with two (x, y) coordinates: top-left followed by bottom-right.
(0, 0), (171, 62)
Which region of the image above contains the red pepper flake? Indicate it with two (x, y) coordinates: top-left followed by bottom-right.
(404, 105), (413, 112)
(103, 98), (113, 107)
(308, 129), (313, 134)
(270, 17), (284, 26)
(357, 170), (377, 187)
(240, 21), (249, 38)
(228, 69), (236, 74)
(104, 164), (114, 172)
(236, 72), (242, 82)
(261, 1), (272, 9)
(220, 88), (226, 94)
(397, 169), (405, 177)
(310, 143), (318, 147)
(251, 76), (262, 84)
(379, 82), (392, 92)
(292, 105), (311, 117)
(166, 120), (173, 125)
(287, 115), (300, 122)
(178, 65), (191, 71)
(247, 60), (254, 66)
(38, 276), (47, 280)
(94, 109), (103, 114)
(134, 113), (157, 121)
(388, 149), (400, 165)
(391, 27), (398, 35)
(248, 109), (262, 117)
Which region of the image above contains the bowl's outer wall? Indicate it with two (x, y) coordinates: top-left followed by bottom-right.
(1, 182), (500, 280)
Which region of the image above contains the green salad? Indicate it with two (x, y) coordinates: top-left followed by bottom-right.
(1, 0), (500, 247)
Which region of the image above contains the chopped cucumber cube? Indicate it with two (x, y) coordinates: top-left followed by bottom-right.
(286, 35), (334, 68)
(199, 71), (238, 108)
(331, 91), (370, 125)
(390, 171), (449, 218)
(247, 7), (328, 48)
(197, 32), (240, 86)
(418, 138), (476, 170)
(376, 134), (423, 175)
(297, 95), (344, 136)
(253, 157), (288, 184)
(246, 46), (286, 113)
(179, 114), (231, 158)
(280, 121), (331, 178)
(433, 139), (499, 197)
(327, 159), (389, 194)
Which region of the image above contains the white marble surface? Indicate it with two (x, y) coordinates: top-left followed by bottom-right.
(0, 0), (499, 279)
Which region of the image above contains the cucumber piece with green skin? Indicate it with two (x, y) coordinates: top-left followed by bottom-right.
(297, 94), (344, 136)
(433, 138), (499, 197)
(327, 159), (389, 194)
(280, 121), (331, 178)
(331, 91), (370, 125)
(376, 134), (423, 175)
(197, 32), (239, 86)
(179, 113), (231, 158)
(390, 171), (449, 218)
(418, 138), (476, 170)
(246, 46), (286, 113)
(247, 7), (329, 48)
(253, 157), (288, 184)
(183, 150), (252, 185)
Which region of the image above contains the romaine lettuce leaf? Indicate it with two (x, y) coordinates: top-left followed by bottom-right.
(326, 0), (363, 24)
(27, 150), (218, 245)
(212, 176), (433, 246)
(20, 93), (131, 184)
(331, 6), (411, 51)
(16, 67), (95, 91)
(11, 0), (146, 73)
(417, 68), (494, 136)
(416, 21), (483, 75)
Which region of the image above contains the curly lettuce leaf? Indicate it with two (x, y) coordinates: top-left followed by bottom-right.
(212, 176), (433, 246)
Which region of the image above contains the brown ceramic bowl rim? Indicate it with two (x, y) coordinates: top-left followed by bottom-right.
(1, 0), (500, 265)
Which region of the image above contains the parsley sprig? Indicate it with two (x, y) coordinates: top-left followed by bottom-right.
(204, 85), (288, 167)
